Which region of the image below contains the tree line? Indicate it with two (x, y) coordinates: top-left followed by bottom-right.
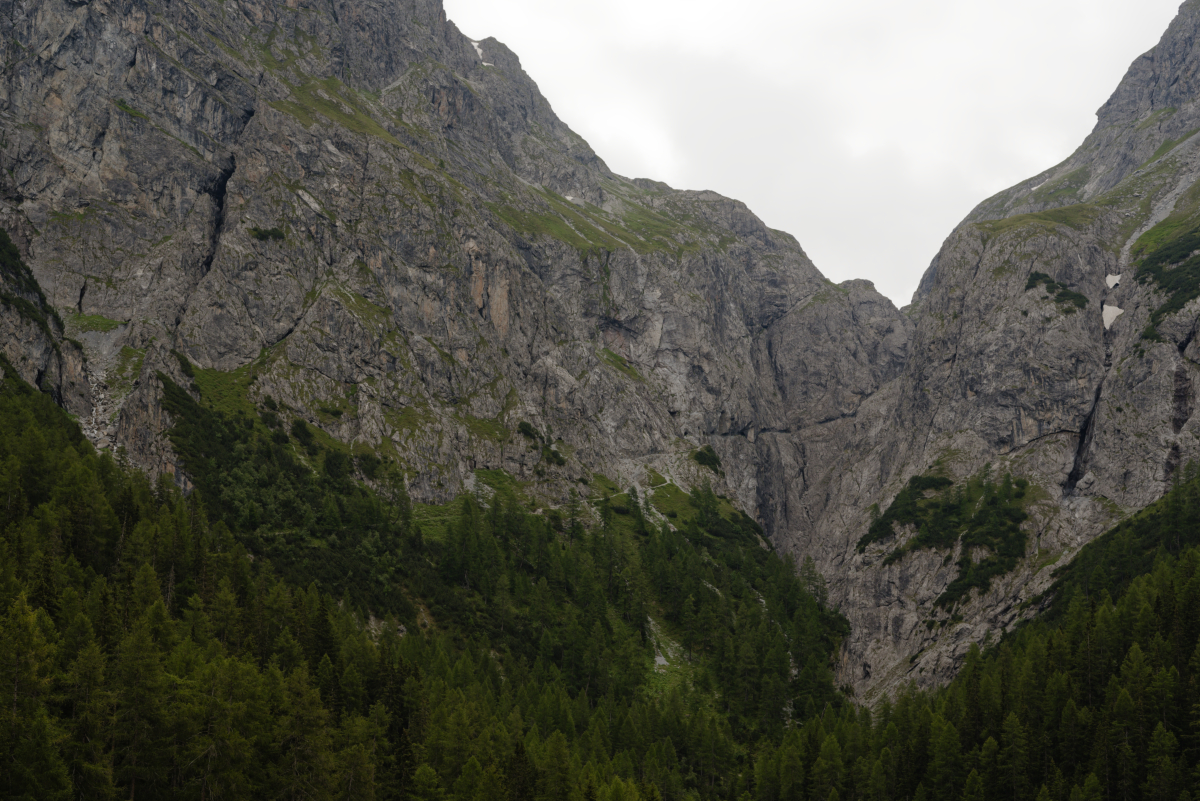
(0, 357), (845, 800)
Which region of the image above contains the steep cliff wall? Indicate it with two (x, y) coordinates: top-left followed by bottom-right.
(0, 0), (905, 539)
(806, 0), (1200, 699)
(13, 0), (1200, 701)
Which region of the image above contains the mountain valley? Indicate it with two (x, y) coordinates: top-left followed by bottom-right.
(7, 0), (1200, 797)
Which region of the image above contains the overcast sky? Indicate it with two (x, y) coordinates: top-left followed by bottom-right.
(442, 0), (1183, 306)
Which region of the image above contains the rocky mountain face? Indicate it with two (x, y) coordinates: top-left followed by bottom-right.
(806, 0), (1200, 698)
(7, 0), (1200, 699)
(1, 0), (904, 497)
(0, 0), (909, 586)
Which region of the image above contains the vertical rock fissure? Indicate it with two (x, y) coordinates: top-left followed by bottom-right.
(1178, 330), (1195, 356)
(199, 155), (236, 278)
(1172, 364), (1193, 435)
(1066, 382), (1104, 492)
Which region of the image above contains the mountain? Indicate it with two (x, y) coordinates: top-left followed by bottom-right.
(754, 469), (1200, 801)
(0, 343), (850, 800)
(9, 0), (1200, 703)
(806, 0), (1200, 699)
(0, 0), (908, 519)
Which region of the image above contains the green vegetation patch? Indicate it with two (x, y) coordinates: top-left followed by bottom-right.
(648, 481), (745, 530)
(248, 226), (285, 242)
(598, 347), (644, 381)
(651, 481), (695, 522)
(620, 203), (699, 250)
(188, 361), (259, 419)
(456, 412), (509, 443)
(1024, 271), (1088, 312)
(473, 467), (530, 505)
(109, 346), (146, 398)
(316, 394), (356, 423)
(488, 187), (709, 257)
(859, 471), (1035, 608)
(68, 312), (124, 333)
(337, 288), (392, 329)
(976, 203), (1102, 236)
(541, 443), (566, 466)
(410, 499), (457, 543)
(1142, 128), (1200, 167)
(857, 474), (954, 551)
(691, 444), (722, 474)
(1136, 106), (1177, 130)
(1030, 167), (1090, 204)
(1133, 218), (1200, 337)
(486, 202), (613, 254)
(113, 98), (148, 120)
(270, 77), (403, 146)
(385, 403), (435, 436)
(590, 472), (622, 498)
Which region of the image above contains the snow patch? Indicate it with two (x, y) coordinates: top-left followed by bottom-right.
(1106, 274), (1121, 289)
(1102, 304), (1124, 329)
(469, 39), (484, 60)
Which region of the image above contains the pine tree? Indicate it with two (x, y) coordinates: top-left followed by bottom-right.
(508, 740), (538, 801)
(409, 764), (445, 801)
(927, 715), (963, 800)
(63, 640), (116, 800)
(6, 707), (73, 800)
(113, 619), (166, 801)
(800, 556), (828, 607)
(999, 713), (1028, 801)
(811, 735), (844, 801)
(537, 731), (573, 801)
(779, 744), (805, 801)
(1144, 723), (1181, 801)
(961, 768), (984, 801)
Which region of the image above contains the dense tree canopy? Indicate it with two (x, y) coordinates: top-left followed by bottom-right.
(9, 342), (1200, 801)
(753, 465), (1200, 801)
(0, 358), (845, 800)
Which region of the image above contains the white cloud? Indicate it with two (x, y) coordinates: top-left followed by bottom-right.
(444, 0), (1183, 305)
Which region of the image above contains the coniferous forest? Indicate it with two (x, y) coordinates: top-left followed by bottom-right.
(0, 357), (844, 800)
(7, 324), (1200, 801)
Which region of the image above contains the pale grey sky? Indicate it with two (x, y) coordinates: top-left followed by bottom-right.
(443, 0), (1183, 305)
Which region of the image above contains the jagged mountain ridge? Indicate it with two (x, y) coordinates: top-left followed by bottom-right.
(0, 0), (909, 613)
(10, 0), (1200, 701)
(813, 0), (1200, 698)
(0, 0), (908, 505)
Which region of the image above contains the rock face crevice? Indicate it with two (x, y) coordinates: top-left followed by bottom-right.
(8, 0), (1200, 701)
(1065, 382), (1104, 493)
(199, 155), (237, 279)
(802, 0), (1200, 699)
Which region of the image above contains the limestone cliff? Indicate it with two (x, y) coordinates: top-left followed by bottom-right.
(806, 0), (1200, 699)
(0, 0), (905, 563)
(12, 0), (1200, 701)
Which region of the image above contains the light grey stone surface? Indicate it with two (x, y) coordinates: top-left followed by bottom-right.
(8, 0), (1200, 702)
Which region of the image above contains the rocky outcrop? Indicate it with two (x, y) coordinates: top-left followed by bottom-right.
(0, 217), (89, 412)
(0, 0), (903, 518)
(12, 0), (1200, 702)
(795, 0), (1200, 699)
